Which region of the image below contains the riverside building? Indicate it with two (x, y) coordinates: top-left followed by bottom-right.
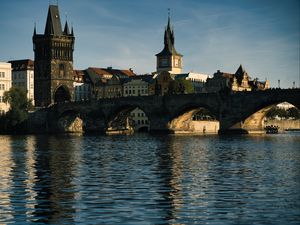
(0, 62), (12, 114)
(9, 59), (35, 105)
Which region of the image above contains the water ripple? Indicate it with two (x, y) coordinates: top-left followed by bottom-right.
(0, 133), (299, 224)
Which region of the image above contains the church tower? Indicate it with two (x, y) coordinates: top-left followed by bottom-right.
(33, 5), (75, 107)
(156, 14), (183, 74)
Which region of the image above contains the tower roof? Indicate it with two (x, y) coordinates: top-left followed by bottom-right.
(235, 64), (249, 78)
(44, 5), (63, 35)
(235, 64), (245, 75)
(64, 21), (70, 35)
(156, 15), (182, 57)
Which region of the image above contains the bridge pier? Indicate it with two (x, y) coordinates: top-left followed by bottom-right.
(149, 114), (171, 133)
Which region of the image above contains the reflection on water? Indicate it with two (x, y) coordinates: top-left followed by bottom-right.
(0, 134), (299, 224)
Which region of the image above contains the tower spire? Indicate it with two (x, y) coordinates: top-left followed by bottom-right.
(33, 22), (36, 35)
(167, 8), (171, 30)
(64, 13), (70, 35)
(155, 9), (183, 74)
(44, 5), (63, 35)
(64, 21), (70, 35)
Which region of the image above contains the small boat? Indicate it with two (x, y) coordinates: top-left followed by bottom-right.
(265, 125), (279, 134)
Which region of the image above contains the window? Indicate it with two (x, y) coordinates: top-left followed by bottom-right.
(59, 64), (65, 77)
(0, 96), (3, 102)
(0, 84), (5, 90)
(0, 72), (5, 78)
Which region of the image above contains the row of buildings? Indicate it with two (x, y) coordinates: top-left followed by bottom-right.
(1, 4), (270, 123)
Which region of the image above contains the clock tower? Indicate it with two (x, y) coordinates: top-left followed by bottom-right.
(156, 14), (183, 74)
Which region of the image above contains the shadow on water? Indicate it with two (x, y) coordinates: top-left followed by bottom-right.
(0, 135), (81, 224)
(32, 135), (80, 224)
(0, 133), (299, 224)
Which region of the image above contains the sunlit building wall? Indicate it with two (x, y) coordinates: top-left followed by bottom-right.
(0, 62), (12, 114)
(9, 59), (35, 105)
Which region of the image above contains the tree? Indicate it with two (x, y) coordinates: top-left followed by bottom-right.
(169, 78), (194, 94)
(266, 105), (300, 120)
(287, 107), (300, 119)
(3, 87), (33, 130)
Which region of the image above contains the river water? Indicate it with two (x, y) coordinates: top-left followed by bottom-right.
(0, 133), (299, 224)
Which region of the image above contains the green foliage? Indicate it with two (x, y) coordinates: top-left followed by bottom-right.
(266, 106), (300, 120)
(193, 108), (216, 120)
(169, 78), (194, 94)
(2, 87), (33, 131)
(287, 107), (300, 119)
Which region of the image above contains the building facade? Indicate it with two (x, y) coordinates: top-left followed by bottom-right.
(73, 70), (91, 101)
(33, 4), (75, 107)
(9, 59), (35, 105)
(0, 62), (12, 114)
(156, 16), (183, 74)
(206, 65), (270, 93)
(129, 108), (149, 131)
(123, 75), (152, 97)
(85, 67), (135, 99)
(175, 72), (209, 93)
(121, 75), (152, 131)
(149, 71), (176, 96)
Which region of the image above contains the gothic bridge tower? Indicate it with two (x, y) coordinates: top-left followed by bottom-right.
(156, 14), (183, 74)
(33, 5), (75, 107)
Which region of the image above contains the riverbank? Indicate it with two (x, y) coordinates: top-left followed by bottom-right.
(265, 119), (300, 132)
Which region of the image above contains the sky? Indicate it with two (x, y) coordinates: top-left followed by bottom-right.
(0, 0), (299, 88)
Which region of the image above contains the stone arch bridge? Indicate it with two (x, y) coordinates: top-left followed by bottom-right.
(32, 89), (300, 134)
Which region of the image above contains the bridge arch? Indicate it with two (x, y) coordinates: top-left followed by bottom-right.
(106, 104), (150, 133)
(240, 100), (299, 132)
(168, 104), (219, 134)
(54, 85), (71, 103)
(55, 105), (106, 133)
(57, 109), (84, 133)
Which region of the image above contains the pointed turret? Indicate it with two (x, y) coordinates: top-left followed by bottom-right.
(33, 23), (36, 35)
(64, 21), (70, 35)
(235, 64), (245, 76)
(44, 5), (63, 35)
(71, 26), (74, 36)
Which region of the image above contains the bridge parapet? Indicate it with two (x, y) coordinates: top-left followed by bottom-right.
(31, 89), (300, 134)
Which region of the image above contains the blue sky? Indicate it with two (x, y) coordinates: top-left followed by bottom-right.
(0, 0), (299, 88)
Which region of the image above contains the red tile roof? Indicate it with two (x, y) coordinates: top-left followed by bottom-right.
(88, 67), (136, 77)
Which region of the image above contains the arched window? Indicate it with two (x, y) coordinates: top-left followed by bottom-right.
(54, 85), (71, 103)
(59, 64), (65, 78)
